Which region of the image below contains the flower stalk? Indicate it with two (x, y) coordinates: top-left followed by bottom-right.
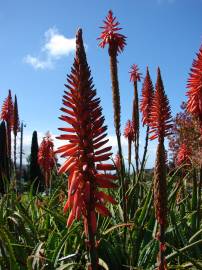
(149, 68), (172, 270)
(98, 10), (127, 223)
(57, 29), (117, 269)
(130, 64), (142, 175)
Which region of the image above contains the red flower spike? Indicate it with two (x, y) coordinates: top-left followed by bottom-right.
(124, 120), (134, 141)
(176, 143), (191, 167)
(57, 29), (117, 240)
(98, 10), (126, 54)
(38, 132), (55, 190)
(149, 68), (172, 141)
(186, 45), (202, 127)
(1, 89), (14, 160)
(129, 64), (142, 83)
(1, 90), (14, 125)
(140, 67), (154, 126)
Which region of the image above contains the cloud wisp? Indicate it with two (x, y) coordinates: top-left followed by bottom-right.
(24, 27), (76, 70)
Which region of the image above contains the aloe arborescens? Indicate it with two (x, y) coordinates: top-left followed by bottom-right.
(140, 67), (154, 173)
(149, 68), (172, 270)
(130, 64), (142, 174)
(1, 90), (14, 171)
(56, 29), (117, 270)
(98, 10), (127, 223)
(38, 133), (55, 194)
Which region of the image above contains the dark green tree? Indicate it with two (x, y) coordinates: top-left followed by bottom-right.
(29, 131), (43, 193)
(0, 121), (9, 194)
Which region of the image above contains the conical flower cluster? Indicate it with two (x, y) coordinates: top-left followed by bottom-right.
(186, 45), (202, 126)
(176, 143), (191, 167)
(124, 120), (134, 141)
(1, 89), (14, 161)
(149, 68), (172, 141)
(140, 67), (154, 126)
(1, 90), (14, 125)
(38, 133), (55, 184)
(56, 29), (117, 237)
(98, 10), (126, 54)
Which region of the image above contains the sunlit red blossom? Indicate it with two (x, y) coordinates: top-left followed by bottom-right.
(38, 133), (55, 189)
(1, 89), (14, 161)
(186, 45), (202, 125)
(140, 67), (154, 126)
(149, 68), (172, 141)
(98, 10), (126, 54)
(124, 120), (134, 141)
(114, 153), (121, 169)
(176, 143), (191, 167)
(1, 90), (14, 125)
(56, 29), (117, 239)
(129, 64), (142, 83)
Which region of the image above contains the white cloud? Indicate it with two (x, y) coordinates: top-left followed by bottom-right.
(43, 28), (75, 58)
(24, 55), (53, 70)
(24, 27), (76, 70)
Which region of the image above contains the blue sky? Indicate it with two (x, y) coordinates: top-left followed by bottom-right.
(0, 0), (201, 167)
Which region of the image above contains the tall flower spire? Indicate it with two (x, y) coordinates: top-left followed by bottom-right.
(176, 143), (191, 167)
(140, 67), (154, 126)
(57, 29), (117, 270)
(149, 68), (172, 141)
(139, 67), (154, 173)
(38, 132), (55, 194)
(98, 10), (127, 224)
(1, 90), (14, 166)
(130, 64), (142, 174)
(186, 45), (202, 131)
(149, 68), (172, 270)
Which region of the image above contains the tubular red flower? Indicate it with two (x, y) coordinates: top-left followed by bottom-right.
(98, 10), (126, 54)
(124, 120), (134, 141)
(176, 143), (191, 167)
(149, 68), (172, 141)
(1, 89), (14, 161)
(186, 45), (202, 125)
(38, 133), (55, 174)
(57, 29), (117, 238)
(1, 90), (14, 126)
(129, 64), (142, 83)
(140, 67), (154, 126)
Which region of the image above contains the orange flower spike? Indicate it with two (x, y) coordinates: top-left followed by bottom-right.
(149, 67), (172, 141)
(176, 143), (191, 167)
(140, 67), (154, 126)
(1, 90), (14, 125)
(38, 133), (55, 192)
(98, 10), (126, 54)
(38, 134), (55, 172)
(57, 29), (117, 267)
(124, 120), (134, 142)
(186, 45), (202, 128)
(1, 89), (14, 163)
